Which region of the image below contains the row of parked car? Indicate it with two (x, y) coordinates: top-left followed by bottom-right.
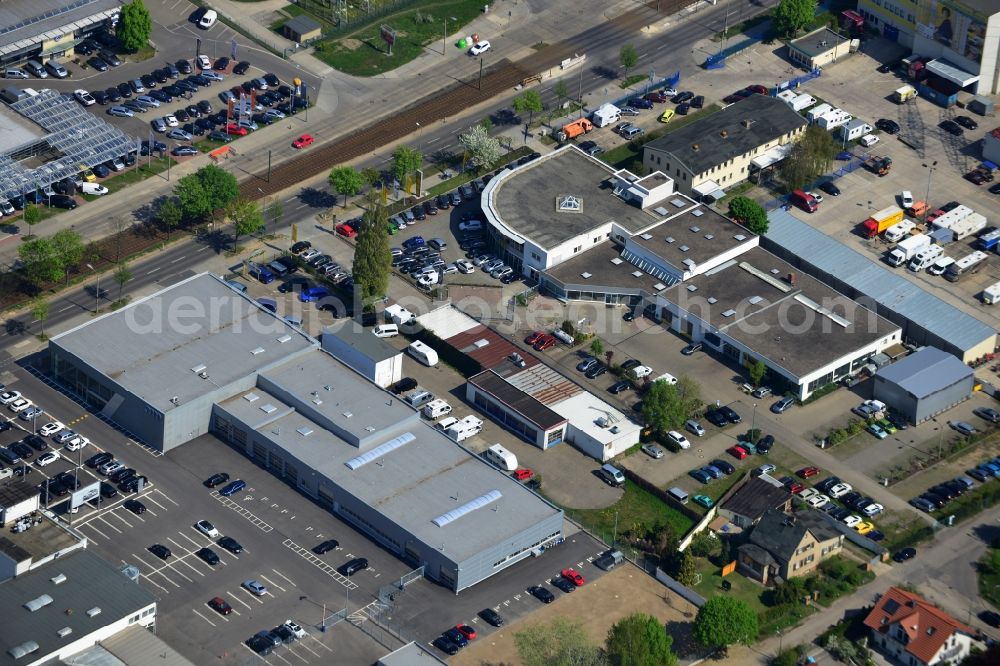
(244, 620), (307, 656)
(909, 474), (979, 513)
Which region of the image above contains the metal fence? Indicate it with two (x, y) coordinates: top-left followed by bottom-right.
(609, 72), (681, 109)
(294, 0), (418, 33)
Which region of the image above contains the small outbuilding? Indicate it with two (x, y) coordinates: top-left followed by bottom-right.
(787, 27), (853, 70)
(321, 322), (403, 389)
(873, 347), (974, 424)
(283, 15), (322, 43)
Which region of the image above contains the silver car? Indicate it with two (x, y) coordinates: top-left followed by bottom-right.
(685, 419), (706, 436)
(641, 443), (664, 459)
(107, 106), (134, 117)
(167, 128), (192, 141)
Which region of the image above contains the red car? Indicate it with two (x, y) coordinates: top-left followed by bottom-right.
(533, 335), (556, 351)
(293, 133), (314, 149)
(747, 84), (768, 95)
(455, 624), (477, 640)
(525, 331), (545, 345)
(224, 123), (247, 136)
(513, 468), (534, 481)
(208, 597), (233, 615)
(797, 466), (820, 479)
(561, 568), (585, 586)
(788, 481), (805, 494)
(727, 445), (748, 460)
(336, 223), (356, 238)
(644, 91), (668, 104)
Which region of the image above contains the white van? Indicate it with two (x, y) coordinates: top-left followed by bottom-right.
(384, 304), (416, 326)
(653, 372), (677, 385)
(372, 324), (399, 338)
(928, 256), (954, 276)
(79, 182), (109, 196)
(483, 444), (518, 472)
(668, 487), (689, 504)
(422, 399), (452, 419)
(199, 9), (218, 29)
(407, 340), (439, 366)
(598, 464), (625, 487)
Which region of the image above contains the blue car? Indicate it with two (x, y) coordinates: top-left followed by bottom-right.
(689, 469), (712, 484)
(702, 465), (723, 479)
(218, 479), (246, 497)
(299, 286), (329, 302)
(402, 236), (425, 249)
(248, 262), (274, 284)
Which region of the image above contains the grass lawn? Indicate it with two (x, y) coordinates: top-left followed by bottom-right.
(619, 74), (646, 89)
(978, 546), (1000, 609)
(564, 480), (694, 545)
(312, 0), (487, 76)
(102, 158), (177, 194)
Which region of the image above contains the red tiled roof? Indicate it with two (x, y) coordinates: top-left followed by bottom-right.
(863, 587), (975, 665)
(447, 326), (540, 372)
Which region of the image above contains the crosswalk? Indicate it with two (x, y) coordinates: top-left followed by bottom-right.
(282, 539), (357, 590)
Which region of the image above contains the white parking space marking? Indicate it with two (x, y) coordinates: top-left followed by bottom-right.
(178, 532), (206, 549)
(258, 574), (285, 593)
(239, 643), (269, 662)
(281, 539), (357, 590)
(228, 591), (253, 610)
(272, 569), (296, 587)
(143, 494), (170, 511)
(192, 608), (217, 627)
(131, 555), (180, 589)
(155, 488), (179, 505)
(304, 633), (334, 653)
(241, 589), (266, 605)
(212, 494), (274, 531)
(81, 521), (109, 540)
(284, 646), (309, 663)
(270, 650), (295, 666)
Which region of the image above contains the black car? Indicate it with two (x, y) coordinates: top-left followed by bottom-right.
(436, 193), (450, 210)
(630, 97), (654, 109)
(337, 557), (369, 576)
(829, 507), (851, 521)
(149, 90), (172, 103)
(818, 181), (841, 196)
(213, 57), (230, 71)
(432, 637), (459, 655)
(197, 547), (221, 565)
(184, 122), (205, 137)
(24, 435), (47, 452)
(528, 585), (555, 603)
(552, 576), (576, 593)
(204, 472), (230, 488)
(973, 407), (1000, 423)
(196, 99), (213, 114)
(264, 72), (280, 87)
(246, 636), (273, 656)
(939, 120), (963, 136)
(608, 380), (631, 395)
(312, 539), (339, 554)
(672, 91), (694, 104)
(124, 499), (146, 514)
(866, 530), (885, 542)
(276, 84), (292, 98)
(691, 95), (704, 109)
(195, 117), (215, 131)
(710, 459), (735, 475)
(149, 544), (171, 559)
(153, 68), (169, 84)
(391, 377), (418, 394)
(816, 476), (841, 492)
(719, 405), (742, 424)
(140, 74), (157, 89)
(841, 491), (863, 507)
(12, 466), (32, 478)
(116, 82), (133, 98)
(99, 51), (122, 67)
(208, 130), (231, 143)
(110, 467), (136, 483)
(10, 442), (33, 459)
(93, 89), (110, 105)
(920, 492), (948, 508)
(252, 112), (273, 126)
(756, 435), (774, 454)
(105, 87), (122, 103)
(140, 140), (167, 156)
(174, 108), (190, 122)
(892, 547), (916, 563)
(88, 57), (109, 71)
(176, 59), (193, 74)
(675, 102), (690, 115)
(585, 364), (607, 379)
(410, 205), (427, 221)
(990, 182), (1000, 195)
(980, 610), (1000, 628)
(234, 61), (251, 75)
(704, 409), (729, 427)
(164, 84), (184, 97)
(479, 608), (504, 627)
(875, 118), (900, 134)
(48, 194), (77, 210)
(954, 116), (978, 130)
(185, 104), (202, 118)
(217, 536), (243, 554)
(99, 482), (119, 499)
(278, 277), (310, 294)
(621, 359), (642, 371)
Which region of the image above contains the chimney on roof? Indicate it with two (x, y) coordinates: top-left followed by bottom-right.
(742, 119), (754, 129)
(787, 272), (796, 285)
(692, 144), (699, 151)
(719, 130), (728, 138)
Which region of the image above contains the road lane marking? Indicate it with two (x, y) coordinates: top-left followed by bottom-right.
(146, 267), (160, 275)
(171, 255), (187, 263)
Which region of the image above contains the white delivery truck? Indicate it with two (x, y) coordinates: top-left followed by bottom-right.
(883, 219), (915, 243)
(591, 103), (622, 128)
(927, 255), (954, 276)
(384, 303), (417, 326)
(422, 399), (452, 419)
(984, 282), (1000, 305)
(886, 233), (931, 267)
(407, 340), (439, 366)
(908, 245), (943, 272)
(483, 444), (518, 471)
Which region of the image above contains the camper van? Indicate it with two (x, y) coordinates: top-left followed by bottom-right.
(435, 416), (459, 432)
(927, 256), (954, 276)
(422, 399), (452, 419)
(483, 444), (518, 472)
(653, 372), (678, 385)
(446, 416), (483, 442)
(908, 245), (943, 272)
(591, 103), (622, 128)
(407, 340), (439, 366)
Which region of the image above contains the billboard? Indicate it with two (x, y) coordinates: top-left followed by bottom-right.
(71, 481), (100, 510)
(916, 0), (988, 64)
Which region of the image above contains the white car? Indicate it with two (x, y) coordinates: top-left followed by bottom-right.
(807, 494), (829, 509)
(456, 259), (475, 273)
(798, 487), (818, 501)
(164, 114), (179, 127)
(862, 502), (884, 517)
(469, 40), (491, 56)
(242, 579), (267, 596)
(842, 514), (863, 528)
(860, 134), (879, 147)
(195, 520), (220, 538)
(0, 390), (22, 405)
(38, 421), (64, 437)
(632, 365), (653, 379)
(666, 430), (691, 450)
(757, 463), (776, 475)
(284, 620), (305, 639)
(197, 55), (212, 70)
(55, 430), (77, 443)
(64, 436), (89, 452)
(73, 89), (96, 106)
(900, 191), (914, 208)
(662, 87), (678, 97)
(9, 398), (32, 413)
(829, 482), (853, 498)
(36, 451), (61, 467)
(301, 249), (320, 262)
(807, 191), (823, 204)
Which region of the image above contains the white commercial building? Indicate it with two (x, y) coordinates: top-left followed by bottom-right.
(321, 321), (403, 388)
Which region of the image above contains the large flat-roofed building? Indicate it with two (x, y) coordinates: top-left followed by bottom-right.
(873, 347), (974, 423)
(641, 94), (807, 200)
(49, 274), (317, 452)
(0, 0), (121, 68)
(46, 274), (563, 593)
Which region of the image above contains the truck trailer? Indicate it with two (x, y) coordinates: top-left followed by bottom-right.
(978, 228), (1000, 251)
(886, 233), (931, 267)
(862, 205), (905, 238)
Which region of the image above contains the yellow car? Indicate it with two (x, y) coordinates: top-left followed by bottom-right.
(78, 165), (96, 183)
(659, 109), (675, 123)
(856, 521), (875, 535)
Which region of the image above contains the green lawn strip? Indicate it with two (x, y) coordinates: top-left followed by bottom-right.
(619, 74), (646, 89)
(101, 158), (177, 194)
(312, 0), (487, 76)
(564, 479), (694, 545)
(978, 545), (1000, 609)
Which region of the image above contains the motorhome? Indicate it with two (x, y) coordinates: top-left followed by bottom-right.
(407, 340), (439, 367)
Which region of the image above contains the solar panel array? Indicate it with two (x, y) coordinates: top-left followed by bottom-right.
(0, 89), (135, 200)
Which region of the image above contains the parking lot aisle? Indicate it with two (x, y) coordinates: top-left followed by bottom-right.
(191, 607), (219, 627)
(212, 493), (275, 532)
(129, 555), (180, 590)
(226, 590), (253, 610)
(271, 569), (297, 587)
(281, 539), (357, 590)
(257, 574), (286, 593)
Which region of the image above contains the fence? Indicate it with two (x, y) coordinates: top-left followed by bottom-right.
(295, 0), (417, 33)
(655, 567), (707, 608)
(609, 72), (681, 109)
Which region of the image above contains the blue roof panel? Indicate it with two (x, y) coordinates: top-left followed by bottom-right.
(876, 347), (973, 398)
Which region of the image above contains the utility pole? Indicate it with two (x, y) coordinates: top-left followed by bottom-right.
(478, 58), (484, 90)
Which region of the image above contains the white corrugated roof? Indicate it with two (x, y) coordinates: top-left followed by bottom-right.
(415, 305), (480, 339)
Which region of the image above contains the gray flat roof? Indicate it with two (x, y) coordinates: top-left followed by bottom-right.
(630, 204), (755, 269)
(97, 626), (197, 666)
(0, 0), (120, 50)
(546, 242), (669, 293)
(763, 208), (996, 354)
(284, 14), (322, 33)
(666, 246), (898, 377)
(790, 27), (850, 58)
(216, 386), (562, 564)
(50, 273), (317, 412)
(489, 147), (661, 249)
(644, 95), (807, 176)
(258, 350), (417, 448)
(324, 322), (401, 363)
(0, 103), (47, 155)
(0, 513), (79, 561)
(876, 347), (973, 398)
(0, 550), (155, 664)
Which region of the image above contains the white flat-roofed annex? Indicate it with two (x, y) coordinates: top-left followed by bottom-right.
(50, 273), (316, 411)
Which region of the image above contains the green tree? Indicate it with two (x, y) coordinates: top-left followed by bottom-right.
(748, 359), (767, 387)
(226, 198), (265, 243)
(512, 89), (543, 136)
(783, 125), (835, 190)
(479, 116), (494, 132)
(328, 167), (364, 207)
(772, 0), (817, 38)
(676, 376), (703, 419)
(197, 164), (239, 212)
(391, 146), (423, 193)
(728, 196), (769, 235)
(459, 124), (503, 170)
(771, 579), (804, 607)
(158, 199), (182, 238)
(31, 298), (49, 337)
(23, 204), (41, 225)
(554, 79), (570, 109)
(118, 0), (153, 53)
(590, 338), (604, 358)
(18, 238), (62, 285)
(174, 174), (211, 221)
(114, 263), (133, 300)
(52, 229), (84, 284)
(620, 44), (639, 81)
(689, 531), (720, 558)
(515, 619), (607, 666)
(352, 195), (392, 303)
(643, 380), (685, 433)
(773, 645), (807, 666)
(676, 550), (698, 587)
(693, 597), (759, 653)
(360, 167), (380, 188)
(606, 612), (677, 666)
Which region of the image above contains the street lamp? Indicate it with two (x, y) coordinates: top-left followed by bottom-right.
(86, 263), (100, 314)
(443, 16), (456, 55)
(922, 161), (938, 206)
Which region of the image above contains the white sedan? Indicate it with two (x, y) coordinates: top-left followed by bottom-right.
(797, 487), (818, 501)
(807, 494), (829, 509)
(456, 259), (475, 273)
(38, 421), (64, 437)
(842, 514), (863, 528)
(9, 398), (32, 413)
(36, 451), (61, 467)
(469, 40), (491, 56)
(64, 436), (89, 452)
(164, 114), (179, 127)
(0, 390), (22, 405)
(863, 502), (884, 517)
(195, 520), (220, 538)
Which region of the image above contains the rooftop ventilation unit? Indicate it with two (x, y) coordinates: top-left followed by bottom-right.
(311, 398), (323, 406)
(433, 490), (503, 527)
(259, 404), (277, 414)
(707, 297), (718, 304)
(679, 245), (689, 252)
(277, 334), (292, 343)
(610, 257), (623, 265)
(686, 284), (697, 292)
(365, 426), (376, 432)
(49, 574), (66, 585)
(690, 226), (700, 233)
(250, 347), (265, 355)
(734, 234), (747, 241)
(190, 364), (207, 374)
(324, 385), (333, 391)
(704, 234), (714, 240)
(580, 272), (592, 279)
(342, 411), (353, 419)
(473, 339), (490, 349)
(86, 607), (101, 618)
(770, 268), (780, 275)
(57, 627), (72, 638)
(683, 259), (696, 268)
(632, 271), (643, 277)
(653, 206), (669, 216)
(346, 432), (415, 470)
(748, 296), (763, 305)
(671, 198), (686, 208)
(8, 641), (39, 659)
(691, 209), (704, 217)
(722, 309), (737, 317)
(640, 233), (653, 240)
(243, 393), (259, 403)
(665, 237), (675, 243)
(297, 427), (313, 437)
(24, 595), (53, 612)
(653, 283), (667, 291)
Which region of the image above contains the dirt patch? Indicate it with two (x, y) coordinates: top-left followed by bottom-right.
(452, 566), (698, 665)
(340, 38), (363, 51)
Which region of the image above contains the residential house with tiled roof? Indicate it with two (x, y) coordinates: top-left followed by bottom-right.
(863, 587), (976, 666)
(737, 509), (843, 584)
